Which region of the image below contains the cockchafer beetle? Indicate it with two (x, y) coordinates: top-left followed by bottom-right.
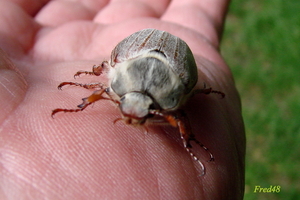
(52, 28), (225, 175)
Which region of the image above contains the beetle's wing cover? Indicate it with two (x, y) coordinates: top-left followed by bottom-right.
(111, 29), (198, 93)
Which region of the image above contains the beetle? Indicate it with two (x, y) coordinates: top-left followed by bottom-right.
(52, 28), (225, 175)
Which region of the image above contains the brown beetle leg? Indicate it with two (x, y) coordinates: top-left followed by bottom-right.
(57, 82), (105, 90)
(74, 61), (110, 78)
(193, 83), (225, 98)
(149, 110), (214, 166)
(52, 88), (117, 118)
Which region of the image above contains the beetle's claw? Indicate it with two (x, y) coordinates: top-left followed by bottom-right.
(211, 90), (225, 98)
(57, 83), (64, 90)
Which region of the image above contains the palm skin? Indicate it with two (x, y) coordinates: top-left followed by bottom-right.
(0, 0), (244, 199)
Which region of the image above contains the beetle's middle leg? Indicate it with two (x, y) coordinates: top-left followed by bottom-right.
(56, 61), (110, 90)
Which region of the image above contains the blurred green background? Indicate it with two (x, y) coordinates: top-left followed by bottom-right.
(221, 0), (300, 199)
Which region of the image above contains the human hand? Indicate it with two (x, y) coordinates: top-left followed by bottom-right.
(0, 0), (244, 199)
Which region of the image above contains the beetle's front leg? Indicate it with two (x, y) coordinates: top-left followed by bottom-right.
(51, 88), (117, 117)
(57, 82), (105, 90)
(74, 61), (110, 78)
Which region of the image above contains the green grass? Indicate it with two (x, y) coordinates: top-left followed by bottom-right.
(221, 0), (300, 199)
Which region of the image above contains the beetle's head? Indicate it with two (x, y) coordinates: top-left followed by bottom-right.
(119, 92), (154, 125)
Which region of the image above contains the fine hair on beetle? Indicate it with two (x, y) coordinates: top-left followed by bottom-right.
(52, 28), (225, 176)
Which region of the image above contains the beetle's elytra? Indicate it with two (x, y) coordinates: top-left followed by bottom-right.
(52, 29), (225, 175)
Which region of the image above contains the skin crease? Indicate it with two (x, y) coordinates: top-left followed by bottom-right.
(0, 0), (245, 199)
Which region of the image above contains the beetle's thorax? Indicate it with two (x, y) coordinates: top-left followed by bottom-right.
(109, 51), (186, 112)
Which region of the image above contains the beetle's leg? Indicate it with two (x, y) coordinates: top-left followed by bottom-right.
(57, 82), (105, 90)
(149, 110), (214, 175)
(164, 110), (214, 161)
(74, 61), (110, 78)
(52, 88), (117, 118)
(193, 83), (225, 98)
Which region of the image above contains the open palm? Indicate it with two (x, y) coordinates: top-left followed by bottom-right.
(0, 0), (245, 199)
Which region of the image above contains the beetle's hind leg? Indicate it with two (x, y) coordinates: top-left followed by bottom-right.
(193, 83), (225, 98)
(187, 134), (214, 162)
(74, 61), (110, 78)
(149, 110), (214, 176)
(52, 88), (117, 118)
(170, 110), (214, 161)
(174, 111), (214, 176)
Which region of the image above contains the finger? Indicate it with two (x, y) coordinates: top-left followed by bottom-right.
(94, 0), (170, 24)
(161, 0), (230, 47)
(35, 0), (95, 26)
(0, 1), (39, 53)
(10, 0), (47, 15)
(0, 49), (27, 124)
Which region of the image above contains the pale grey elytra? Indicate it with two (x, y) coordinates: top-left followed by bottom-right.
(52, 28), (225, 176)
